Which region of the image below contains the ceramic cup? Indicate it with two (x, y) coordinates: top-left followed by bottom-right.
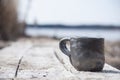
(59, 37), (105, 71)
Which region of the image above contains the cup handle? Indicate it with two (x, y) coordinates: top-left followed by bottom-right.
(59, 38), (71, 57)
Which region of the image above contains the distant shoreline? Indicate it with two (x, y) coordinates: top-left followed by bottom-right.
(27, 24), (120, 30)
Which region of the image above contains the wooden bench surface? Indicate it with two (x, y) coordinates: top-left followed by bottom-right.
(0, 39), (120, 80)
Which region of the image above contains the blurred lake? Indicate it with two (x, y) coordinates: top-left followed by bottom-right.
(26, 27), (120, 41)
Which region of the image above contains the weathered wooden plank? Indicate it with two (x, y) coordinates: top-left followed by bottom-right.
(54, 49), (120, 80)
(17, 47), (80, 80)
(0, 41), (33, 78)
(16, 41), (120, 80)
(1, 39), (120, 80)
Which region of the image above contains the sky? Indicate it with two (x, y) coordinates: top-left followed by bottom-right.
(18, 0), (120, 25)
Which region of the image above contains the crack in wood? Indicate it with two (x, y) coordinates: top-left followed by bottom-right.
(54, 51), (69, 71)
(14, 56), (23, 78)
(13, 46), (35, 79)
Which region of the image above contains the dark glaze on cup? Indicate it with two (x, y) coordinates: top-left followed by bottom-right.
(59, 37), (105, 72)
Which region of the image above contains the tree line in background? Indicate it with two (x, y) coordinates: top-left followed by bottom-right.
(0, 0), (25, 41)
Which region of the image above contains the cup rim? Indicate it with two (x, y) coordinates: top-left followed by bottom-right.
(70, 37), (104, 40)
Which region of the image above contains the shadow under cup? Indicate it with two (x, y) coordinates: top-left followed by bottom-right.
(59, 37), (105, 72)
